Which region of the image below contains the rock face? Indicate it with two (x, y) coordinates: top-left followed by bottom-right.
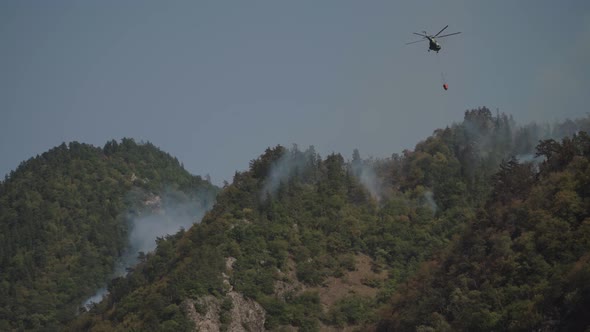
(183, 296), (221, 332)
(226, 291), (266, 331)
(182, 257), (266, 331)
(182, 292), (266, 332)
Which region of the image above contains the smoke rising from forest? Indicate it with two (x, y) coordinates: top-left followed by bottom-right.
(257, 112), (590, 209)
(423, 191), (438, 214)
(458, 108), (590, 162)
(357, 166), (382, 201)
(259, 145), (386, 202)
(260, 145), (317, 199)
(83, 187), (216, 308)
(261, 153), (306, 197)
(81, 110), (590, 314)
(350, 153), (383, 201)
(515, 153), (543, 165)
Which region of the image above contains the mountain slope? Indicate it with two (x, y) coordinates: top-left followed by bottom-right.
(5, 109), (589, 331)
(0, 138), (218, 330)
(379, 132), (590, 331)
(70, 108), (583, 331)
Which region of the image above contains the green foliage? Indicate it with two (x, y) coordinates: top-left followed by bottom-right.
(327, 295), (375, 327)
(0, 139), (217, 330)
(5, 110), (590, 331)
(73, 110), (568, 330)
(262, 291), (322, 330)
(381, 131), (590, 331)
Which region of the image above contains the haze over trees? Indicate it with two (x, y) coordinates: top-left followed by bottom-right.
(1, 108), (590, 331)
(380, 130), (590, 331)
(0, 138), (218, 330)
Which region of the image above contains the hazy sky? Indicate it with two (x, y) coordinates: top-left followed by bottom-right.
(2, 1), (589, 185)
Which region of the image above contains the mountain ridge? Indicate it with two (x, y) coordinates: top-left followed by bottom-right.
(2, 109), (590, 331)
(70, 109), (590, 331)
(0, 138), (218, 330)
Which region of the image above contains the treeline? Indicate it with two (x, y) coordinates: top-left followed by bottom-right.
(0, 138), (217, 330)
(4, 108), (590, 331)
(69, 108), (590, 331)
(379, 131), (590, 331)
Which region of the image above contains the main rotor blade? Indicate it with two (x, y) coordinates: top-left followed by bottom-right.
(405, 39), (427, 45)
(436, 32), (461, 39)
(434, 25), (449, 37)
(413, 32), (427, 37)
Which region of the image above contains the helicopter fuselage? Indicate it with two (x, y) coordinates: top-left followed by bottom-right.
(407, 25), (460, 54)
(427, 37), (441, 52)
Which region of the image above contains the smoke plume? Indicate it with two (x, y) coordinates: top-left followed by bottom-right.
(260, 145), (316, 199)
(423, 191), (438, 214)
(350, 149), (384, 201)
(351, 161), (382, 201)
(83, 187), (216, 308)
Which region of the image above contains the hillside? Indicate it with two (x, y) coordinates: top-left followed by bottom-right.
(0, 138), (218, 330)
(69, 108), (590, 331)
(379, 132), (590, 331)
(2, 109), (589, 331)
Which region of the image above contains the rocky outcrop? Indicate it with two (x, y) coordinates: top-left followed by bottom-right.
(226, 291), (266, 331)
(182, 257), (266, 331)
(182, 296), (221, 332)
(182, 291), (266, 332)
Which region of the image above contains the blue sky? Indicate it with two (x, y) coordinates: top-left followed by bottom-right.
(2, 1), (589, 185)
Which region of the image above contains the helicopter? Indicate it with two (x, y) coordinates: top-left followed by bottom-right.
(406, 25), (461, 53)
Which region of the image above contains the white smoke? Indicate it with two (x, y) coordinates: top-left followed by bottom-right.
(83, 287), (107, 309)
(261, 154), (300, 197)
(83, 187), (215, 309)
(260, 146), (315, 199)
(514, 153), (543, 164)
(353, 162), (382, 201)
(423, 190), (438, 214)
(350, 150), (384, 202)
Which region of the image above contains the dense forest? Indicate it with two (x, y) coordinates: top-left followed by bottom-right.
(62, 108), (589, 331)
(379, 131), (590, 331)
(2, 108), (590, 331)
(0, 138), (218, 330)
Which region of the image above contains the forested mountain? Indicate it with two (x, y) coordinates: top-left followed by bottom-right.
(2, 109), (589, 331)
(0, 138), (218, 330)
(379, 132), (590, 331)
(67, 108), (590, 331)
